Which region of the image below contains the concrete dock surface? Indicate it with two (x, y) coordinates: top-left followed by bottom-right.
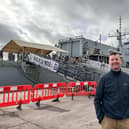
(0, 96), (100, 129)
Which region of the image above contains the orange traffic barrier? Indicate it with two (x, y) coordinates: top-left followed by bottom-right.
(0, 85), (32, 107)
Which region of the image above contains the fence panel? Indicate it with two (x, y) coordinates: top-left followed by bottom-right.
(0, 85), (32, 107)
(31, 82), (66, 102)
(66, 81), (97, 96)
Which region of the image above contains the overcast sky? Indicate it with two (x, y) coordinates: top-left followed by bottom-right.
(0, 0), (129, 48)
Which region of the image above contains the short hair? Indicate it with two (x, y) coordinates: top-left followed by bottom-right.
(108, 49), (121, 56)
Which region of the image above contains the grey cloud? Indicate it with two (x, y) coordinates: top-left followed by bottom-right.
(0, 23), (22, 45)
(24, 20), (65, 43)
(0, 0), (129, 47)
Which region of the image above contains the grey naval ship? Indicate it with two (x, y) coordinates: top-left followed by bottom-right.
(57, 16), (129, 81)
(0, 17), (129, 87)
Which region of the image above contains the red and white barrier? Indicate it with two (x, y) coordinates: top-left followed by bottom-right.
(31, 82), (66, 102)
(66, 81), (97, 96)
(0, 85), (32, 107)
(0, 81), (97, 108)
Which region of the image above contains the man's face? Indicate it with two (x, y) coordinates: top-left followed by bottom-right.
(109, 54), (121, 71)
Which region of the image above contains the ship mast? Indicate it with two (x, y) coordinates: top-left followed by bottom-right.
(117, 16), (122, 48)
(108, 16), (129, 51)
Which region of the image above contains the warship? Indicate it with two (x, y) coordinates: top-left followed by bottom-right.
(57, 17), (129, 77)
(1, 17), (129, 86)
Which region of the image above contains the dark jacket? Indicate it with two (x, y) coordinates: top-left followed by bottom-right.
(94, 70), (129, 124)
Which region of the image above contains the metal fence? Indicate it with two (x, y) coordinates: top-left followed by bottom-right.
(58, 63), (101, 82)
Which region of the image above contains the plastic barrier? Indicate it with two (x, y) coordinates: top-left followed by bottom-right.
(87, 81), (97, 95)
(0, 85), (32, 107)
(0, 81), (97, 108)
(66, 81), (97, 96)
(31, 82), (66, 102)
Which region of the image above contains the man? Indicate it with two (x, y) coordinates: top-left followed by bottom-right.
(94, 51), (129, 129)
